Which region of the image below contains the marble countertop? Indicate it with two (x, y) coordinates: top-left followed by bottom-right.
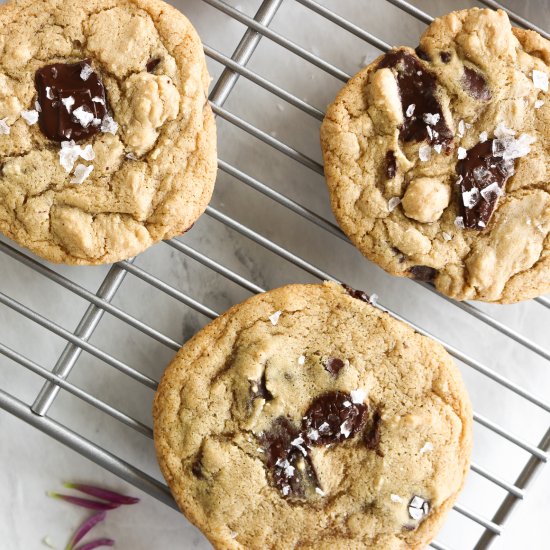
(1, 0), (548, 549)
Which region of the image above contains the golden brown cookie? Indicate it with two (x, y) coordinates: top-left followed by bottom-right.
(154, 282), (472, 549)
(321, 8), (549, 303)
(0, 0), (216, 264)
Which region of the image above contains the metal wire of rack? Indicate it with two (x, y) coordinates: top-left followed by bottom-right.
(1, 0), (549, 548)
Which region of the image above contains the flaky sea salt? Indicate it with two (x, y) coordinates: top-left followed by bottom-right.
(442, 232), (452, 241)
(419, 143), (431, 162)
(388, 197), (401, 212)
(494, 122), (515, 138)
(433, 144), (442, 154)
(457, 119), (465, 137)
(73, 106), (94, 128)
(21, 110), (39, 125)
(535, 100), (544, 109)
(59, 141), (95, 173)
(80, 64), (93, 81)
(61, 96), (75, 113)
(350, 388), (367, 404)
(315, 487), (325, 496)
(420, 442), (434, 454)
(298, 355), (305, 365)
(423, 113), (440, 126)
(0, 119), (10, 135)
(92, 96), (105, 105)
(307, 429), (319, 441)
(35, 100), (42, 112)
(390, 494), (403, 503)
(479, 131), (488, 143)
(480, 182), (502, 202)
(340, 421), (352, 438)
(45, 87), (54, 100)
(492, 132), (536, 161)
(269, 310), (282, 325)
(406, 104), (416, 117)
(455, 216), (465, 229)
(457, 147), (467, 160)
(532, 69), (548, 92)
(462, 188), (480, 208)
(100, 114), (118, 134)
(70, 164), (93, 184)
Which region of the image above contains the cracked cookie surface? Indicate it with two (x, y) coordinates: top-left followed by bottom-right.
(153, 282), (472, 549)
(0, 0), (216, 264)
(321, 8), (550, 303)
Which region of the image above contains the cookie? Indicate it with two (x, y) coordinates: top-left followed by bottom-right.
(154, 282), (472, 549)
(321, 8), (550, 303)
(0, 0), (216, 264)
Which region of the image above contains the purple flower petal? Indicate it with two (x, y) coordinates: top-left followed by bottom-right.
(64, 483), (140, 505)
(74, 538), (115, 550)
(66, 511), (106, 550)
(48, 492), (120, 510)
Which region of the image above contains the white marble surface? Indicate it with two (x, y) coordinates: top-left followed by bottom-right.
(0, 0), (548, 549)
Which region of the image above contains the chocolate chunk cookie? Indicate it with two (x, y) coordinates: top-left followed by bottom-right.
(321, 8), (550, 303)
(154, 282), (472, 549)
(0, 0), (216, 264)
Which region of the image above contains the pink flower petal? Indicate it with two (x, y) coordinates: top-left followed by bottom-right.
(64, 483), (139, 505)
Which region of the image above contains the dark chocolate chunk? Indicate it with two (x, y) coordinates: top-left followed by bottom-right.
(342, 283), (370, 303)
(364, 410), (382, 450)
(325, 357), (345, 377)
(377, 50), (453, 148)
(191, 444), (204, 478)
(260, 417), (318, 498)
(35, 60), (107, 142)
(440, 51), (451, 63)
(414, 46), (430, 62)
(461, 66), (491, 101)
(146, 58), (161, 73)
(408, 495), (431, 521)
(385, 150), (397, 179)
(456, 140), (512, 229)
(250, 370), (273, 402)
(409, 265), (438, 282)
(303, 391), (367, 446)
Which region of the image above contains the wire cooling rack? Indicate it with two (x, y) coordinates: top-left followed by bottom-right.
(1, 0), (549, 548)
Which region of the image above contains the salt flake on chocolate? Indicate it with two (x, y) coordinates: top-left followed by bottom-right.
(423, 113), (440, 126)
(406, 104), (416, 117)
(61, 96), (75, 113)
(73, 106), (94, 128)
(80, 64), (93, 81)
(462, 188), (480, 208)
(21, 110), (39, 125)
(70, 164), (93, 185)
(480, 182), (502, 202)
(388, 197), (401, 212)
(457, 147), (467, 160)
(532, 70), (548, 92)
